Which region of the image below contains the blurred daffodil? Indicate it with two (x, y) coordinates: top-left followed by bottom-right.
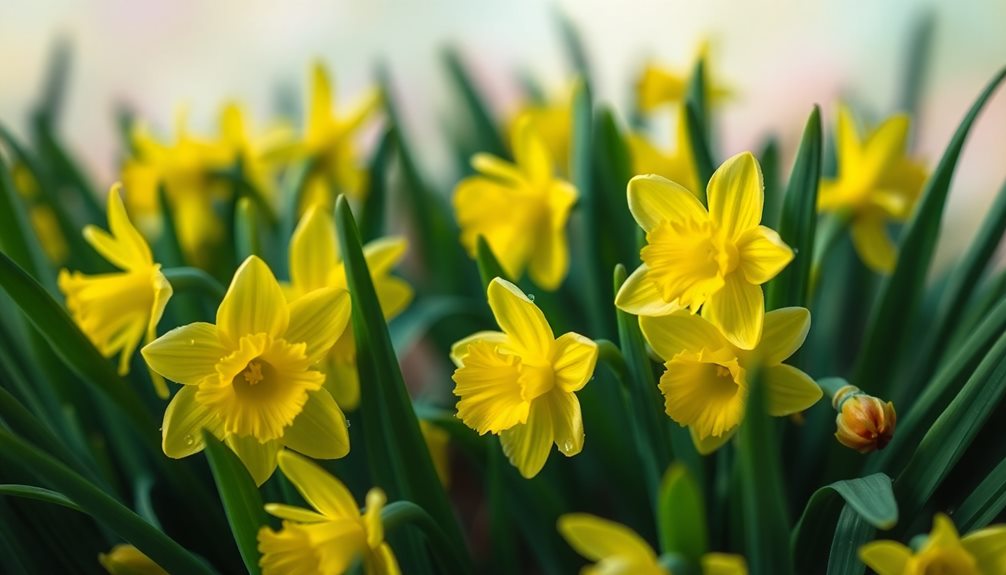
(287, 205), (412, 410)
(454, 118), (577, 290)
(258, 451), (400, 575)
(616, 152), (793, 350)
(818, 105), (927, 273)
(558, 513), (748, 575)
(639, 308), (821, 454)
(860, 514), (1006, 575)
(142, 256), (351, 484)
(298, 61), (382, 211)
(12, 162), (68, 264)
(508, 87), (573, 175)
(628, 106), (700, 196)
(98, 544), (167, 575)
(451, 278), (597, 478)
(636, 43), (731, 113)
(218, 102), (294, 210)
(59, 185), (172, 396)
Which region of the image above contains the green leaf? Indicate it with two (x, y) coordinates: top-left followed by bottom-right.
(853, 67), (1006, 396)
(760, 137), (782, 229)
(826, 506), (873, 575)
(390, 296), (480, 358)
(685, 102), (715, 203)
(443, 49), (506, 158)
(360, 127), (395, 243)
(556, 11), (592, 92)
(657, 464), (707, 562)
(592, 107), (636, 269)
(792, 473), (897, 573)
(953, 456), (1006, 533)
(766, 106), (821, 311)
(737, 371), (793, 575)
(0, 146), (53, 287)
(234, 196), (261, 260)
(0, 428), (217, 575)
(476, 235), (511, 288)
(0, 484), (81, 513)
(382, 501), (470, 575)
(203, 432), (266, 575)
(897, 13), (935, 123)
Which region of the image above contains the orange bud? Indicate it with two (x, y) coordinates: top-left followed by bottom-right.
(834, 387), (896, 454)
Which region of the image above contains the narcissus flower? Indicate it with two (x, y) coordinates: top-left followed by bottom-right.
(287, 205), (412, 410)
(860, 514), (1006, 575)
(636, 43), (731, 113)
(508, 88), (573, 174)
(258, 451), (400, 575)
(639, 308), (821, 454)
(58, 185), (172, 396)
(142, 256), (351, 485)
(628, 106), (700, 197)
(832, 384), (897, 453)
(218, 102), (294, 209)
(616, 152), (793, 349)
(818, 105), (927, 273)
(453, 119), (577, 290)
(98, 544), (167, 575)
(558, 513), (748, 575)
(451, 278), (597, 478)
(297, 61), (382, 211)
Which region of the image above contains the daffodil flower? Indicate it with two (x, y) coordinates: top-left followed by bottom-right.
(98, 544), (167, 575)
(58, 185), (172, 396)
(639, 308), (821, 454)
(218, 102), (295, 211)
(287, 205), (412, 410)
(258, 451), (400, 575)
(451, 278), (597, 478)
(636, 43), (731, 113)
(507, 90), (573, 175)
(616, 152), (793, 349)
(453, 119), (577, 290)
(142, 256), (351, 484)
(819, 105), (927, 273)
(628, 106), (700, 197)
(558, 513), (748, 575)
(298, 61), (382, 211)
(860, 514), (1006, 575)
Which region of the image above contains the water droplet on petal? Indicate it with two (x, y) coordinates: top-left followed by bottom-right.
(527, 294), (536, 302)
(183, 434), (195, 446)
(562, 441), (573, 453)
(345, 420), (351, 428)
(188, 339), (196, 346)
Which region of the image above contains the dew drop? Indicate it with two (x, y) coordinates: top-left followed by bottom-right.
(562, 440), (573, 453)
(527, 294), (536, 302)
(188, 339), (196, 346)
(345, 420), (352, 428)
(183, 434), (195, 446)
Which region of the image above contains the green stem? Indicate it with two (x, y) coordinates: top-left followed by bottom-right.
(163, 267), (227, 302)
(595, 339), (630, 383)
(809, 211), (852, 297)
(381, 501), (470, 575)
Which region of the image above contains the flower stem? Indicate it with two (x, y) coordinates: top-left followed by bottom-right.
(162, 267), (226, 302)
(381, 500), (471, 575)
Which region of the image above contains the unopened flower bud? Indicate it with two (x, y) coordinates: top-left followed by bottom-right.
(833, 385), (896, 454)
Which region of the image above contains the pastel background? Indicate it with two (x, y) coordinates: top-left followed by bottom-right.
(1, 0), (1004, 266)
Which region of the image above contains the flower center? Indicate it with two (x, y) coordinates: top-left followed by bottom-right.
(242, 361), (265, 385)
(641, 220), (733, 309)
(658, 349), (747, 440)
(231, 359), (279, 401)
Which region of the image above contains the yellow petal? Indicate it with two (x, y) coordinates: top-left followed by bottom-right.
(471, 153), (523, 185)
(835, 105), (863, 173)
(552, 332), (598, 393)
(277, 450), (360, 519)
(962, 525), (1006, 575)
(363, 237), (407, 277)
(487, 278), (554, 360)
(161, 386), (222, 458)
(528, 228), (569, 291)
(286, 287), (351, 363)
(104, 184), (153, 270)
(701, 553), (748, 575)
(861, 114), (911, 185)
(143, 322), (225, 385)
(374, 275), (413, 320)
(755, 307), (810, 365)
(225, 435), (281, 486)
(557, 513), (657, 563)
(736, 226), (793, 285)
(324, 351), (361, 410)
(369, 543), (401, 575)
(639, 311), (726, 361)
(928, 513), (962, 547)
(500, 400), (554, 478)
(452, 177), (533, 279)
(284, 390), (350, 459)
(342, 88), (382, 136)
(290, 206), (339, 295)
(627, 174), (707, 233)
(690, 426), (736, 455)
(263, 503), (328, 523)
(707, 152), (764, 240)
(217, 256), (290, 346)
(452, 341), (529, 435)
(850, 215), (896, 274)
(614, 264), (682, 317)
(363, 488), (386, 548)
(701, 275), (764, 350)
(543, 390), (584, 456)
(307, 61), (332, 141)
(146, 270), (173, 345)
(762, 365), (821, 416)
(858, 540), (912, 575)
(512, 115), (552, 186)
(449, 331), (507, 367)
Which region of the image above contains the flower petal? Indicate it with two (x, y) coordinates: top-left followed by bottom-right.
(850, 215), (896, 274)
(363, 237), (408, 278)
(471, 153), (523, 186)
(737, 226), (793, 285)
(263, 503), (328, 523)
(627, 174), (707, 233)
(858, 541), (912, 575)
(307, 61), (332, 141)
(512, 115), (553, 186)
(499, 401), (554, 479)
(544, 390), (584, 456)
(284, 390), (350, 459)
(452, 341), (529, 435)
(374, 275), (413, 320)
(639, 311), (727, 361)
(225, 435), (281, 486)
(527, 228), (569, 291)
(217, 256), (290, 345)
(277, 450), (360, 519)
(449, 331), (508, 367)
(363, 488), (386, 548)
(614, 264), (682, 316)
(552, 332), (598, 393)
(285, 287), (351, 363)
(89, 184), (152, 271)
(861, 114), (911, 185)
(701, 275), (764, 350)
(161, 386), (222, 458)
(701, 553), (749, 575)
(557, 513), (657, 563)
(707, 151), (764, 240)
(963, 525), (1006, 575)
(323, 352), (361, 410)
(762, 365), (822, 416)
(143, 322), (226, 385)
(757, 307), (811, 365)
(290, 206), (339, 295)
(487, 278), (554, 360)
(690, 426), (736, 455)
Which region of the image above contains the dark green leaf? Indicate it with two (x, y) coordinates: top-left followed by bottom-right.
(555, 11), (592, 92)
(0, 484), (81, 513)
(360, 128), (395, 242)
(203, 432), (267, 575)
(657, 464), (707, 561)
(826, 506), (873, 575)
(953, 456), (1006, 533)
(685, 102), (715, 202)
(234, 197), (260, 260)
(475, 235), (511, 288)
(443, 49), (506, 158)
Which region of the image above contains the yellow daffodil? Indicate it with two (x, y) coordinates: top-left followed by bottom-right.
(558, 513), (748, 575)
(141, 256), (351, 484)
(628, 106), (700, 197)
(860, 514), (1006, 575)
(639, 308), (821, 454)
(218, 102), (294, 210)
(451, 278), (597, 478)
(287, 205), (412, 410)
(58, 185), (172, 396)
(12, 163), (68, 264)
(453, 119), (577, 290)
(298, 61), (382, 211)
(636, 43), (731, 113)
(98, 544), (167, 575)
(818, 105), (927, 273)
(258, 451), (400, 575)
(616, 152), (793, 350)
(420, 420), (451, 487)
(507, 87), (573, 175)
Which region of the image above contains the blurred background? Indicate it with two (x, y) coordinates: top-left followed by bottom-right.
(0, 0), (1004, 266)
